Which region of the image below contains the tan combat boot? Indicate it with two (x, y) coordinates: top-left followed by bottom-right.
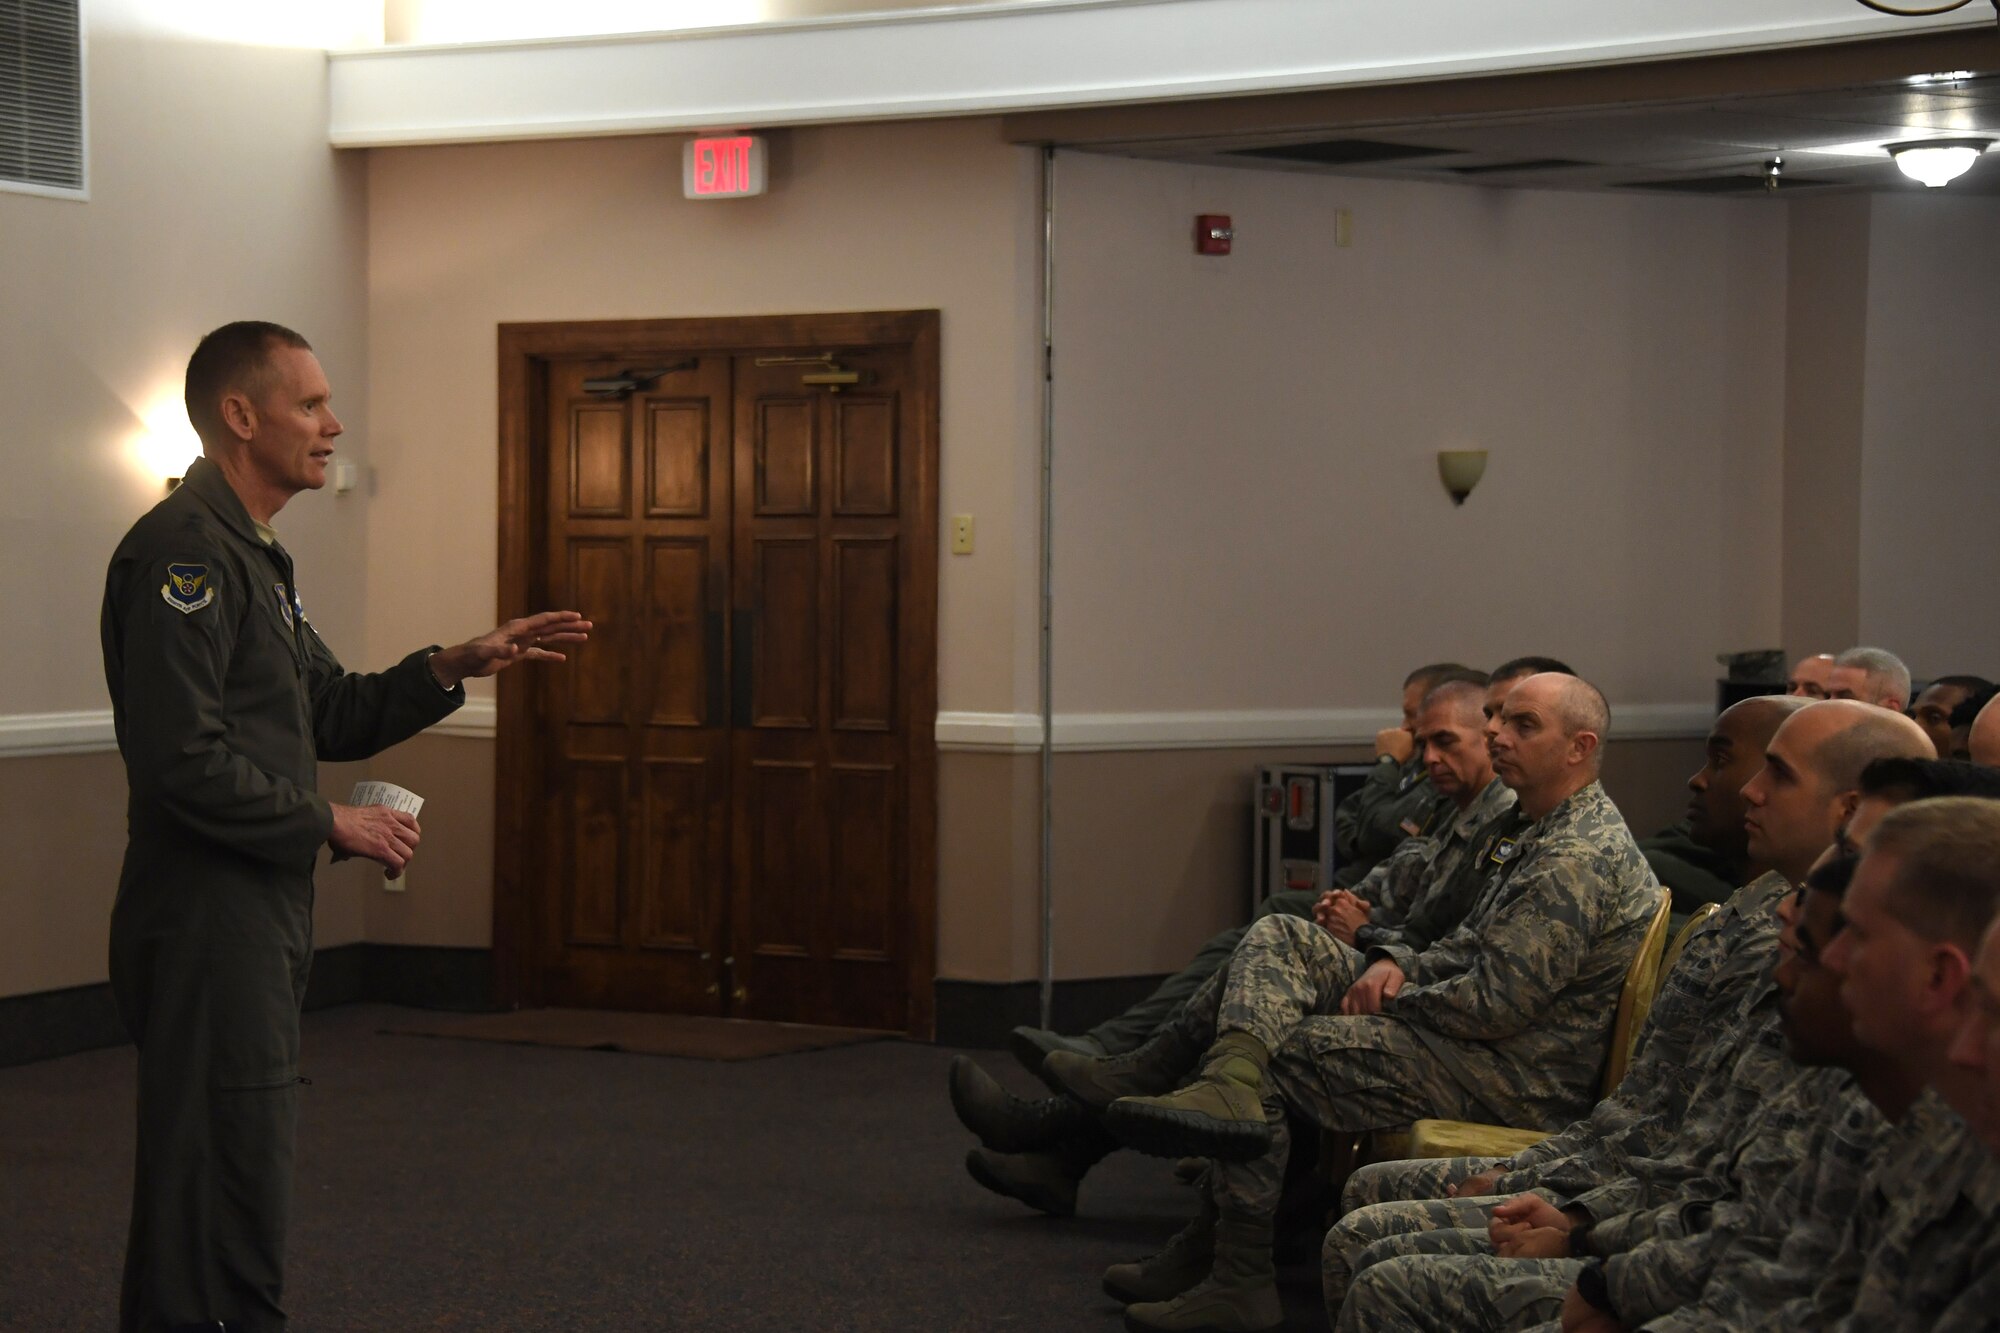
(1039, 1023), (1200, 1109)
(1103, 1187), (1216, 1305)
(1121, 1216), (1281, 1333)
(1103, 1032), (1271, 1162)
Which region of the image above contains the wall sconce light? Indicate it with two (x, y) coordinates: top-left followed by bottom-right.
(1437, 450), (1488, 506)
(1888, 138), (1992, 188)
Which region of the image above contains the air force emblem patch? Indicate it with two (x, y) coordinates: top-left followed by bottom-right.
(273, 584), (309, 630)
(1489, 837), (1522, 866)
(160, 563), (214, 614)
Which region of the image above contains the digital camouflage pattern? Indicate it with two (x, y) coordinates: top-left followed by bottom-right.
(1354, 777), (1519, 953)
(1331, 1060), (1867, 1330)
(1321, 873), (1789, 1322)
(1642, 1086), (1888, 1331)
(1197, 780), (1658, 1246)
(1335, 1250), (1578, 1333)
(1791, 1093), (2000, 1333)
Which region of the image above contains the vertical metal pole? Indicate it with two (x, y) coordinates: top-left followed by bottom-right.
(1038, 145), (1057, 1030)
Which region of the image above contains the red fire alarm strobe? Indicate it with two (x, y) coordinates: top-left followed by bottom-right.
(1195, 214), (1233, 255)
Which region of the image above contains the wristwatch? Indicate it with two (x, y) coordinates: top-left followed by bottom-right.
(1576, 1259), (1615, 1315)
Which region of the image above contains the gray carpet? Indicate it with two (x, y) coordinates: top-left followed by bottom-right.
(0, 1003), (1329, 1330)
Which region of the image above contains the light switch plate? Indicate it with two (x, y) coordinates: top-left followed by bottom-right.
(951, 514), (974, 555)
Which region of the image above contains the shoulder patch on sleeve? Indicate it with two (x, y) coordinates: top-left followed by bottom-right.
(161, 562), (216, 614)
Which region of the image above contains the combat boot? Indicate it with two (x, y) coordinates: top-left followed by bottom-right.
(964, 1146), (1081, 1217)
(1008, 1025), (1106, 1075)
(1104, 1032), (1271, 1162)
(1121, 1216), (1281, 1333)
(1040, 1023), (1200, 1109)
(948, 1055), (1089, 1152)
(1102, 1188), (1216, 1304)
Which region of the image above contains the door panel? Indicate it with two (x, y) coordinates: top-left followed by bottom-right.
(833, 395), (898, 516)
(637, 757), (710, 950)
(563, 760), (626, 947)
(754, 398), (816, 515)
(569, 403), (629, 517)
(748, 537), (819, 729)
(645, 400), (710, 518)
(832, 536), (897, 731)
(643, 538), (710, 727)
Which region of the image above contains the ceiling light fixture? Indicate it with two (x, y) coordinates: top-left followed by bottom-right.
(1888, 137), (1993, 186)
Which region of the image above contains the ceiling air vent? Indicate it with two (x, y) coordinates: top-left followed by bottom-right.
(1228, 139), (1454, 167)
(1617, 175), (1844, 194)
(1448, 159), (1590, 176)
(0, 0), (85, 195)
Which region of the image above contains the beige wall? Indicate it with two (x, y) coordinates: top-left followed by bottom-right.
(1049, 151), (1787, 711)
(0, 7), (376, 997)
(1781, 196), (1871, 661)
(1858, 194), (2000, 677)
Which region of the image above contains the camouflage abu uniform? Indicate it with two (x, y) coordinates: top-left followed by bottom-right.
(1335, 1064), (1865, 1333)
(1353, 776), (1517, 953)
(1082, 756), (1463, 1053)
(1637, 1088), (1889, 1331)
(1199, 781), (1659, 1248)
(1322, 872), (1790, 1314)
(1788, 1092), (2000, 1333)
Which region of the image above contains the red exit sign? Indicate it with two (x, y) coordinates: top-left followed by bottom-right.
(682, 135), (767, 199)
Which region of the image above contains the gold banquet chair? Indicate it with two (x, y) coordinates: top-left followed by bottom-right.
(1375, 888), (1685, 1164)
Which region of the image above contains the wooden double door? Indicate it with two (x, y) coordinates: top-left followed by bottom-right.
(495, 313), (939, 1035)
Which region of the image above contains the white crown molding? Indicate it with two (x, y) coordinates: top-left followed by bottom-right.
(0, 700), (1713, 759)
(326, 1), (1983, 148)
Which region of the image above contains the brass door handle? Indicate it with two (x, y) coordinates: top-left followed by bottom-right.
(732, 986), (748, 1003)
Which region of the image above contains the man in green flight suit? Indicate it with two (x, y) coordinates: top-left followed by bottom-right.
(100, 321), (590, 1332)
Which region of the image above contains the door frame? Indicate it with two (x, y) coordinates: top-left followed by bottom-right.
(493, 310), (941, 1037)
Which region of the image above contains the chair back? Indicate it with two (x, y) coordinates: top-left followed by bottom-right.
(1600, 887), (1674, 1097)
(1661, 902), (1722, 980)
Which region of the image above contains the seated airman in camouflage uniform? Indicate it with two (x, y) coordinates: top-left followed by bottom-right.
(1334, 716), (1958, 1333)
(1335, 853), (1902, 1332)
(947, 672), (1515, 1219)
(1037, 673), (1659, 1333)
(1002, 660), (1532, 1073)
(1778, 796), (2000, 1333)
(1322, 695), (1811, 1303)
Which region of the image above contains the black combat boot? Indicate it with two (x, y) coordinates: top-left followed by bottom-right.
(948, 1054), (1089, 1153)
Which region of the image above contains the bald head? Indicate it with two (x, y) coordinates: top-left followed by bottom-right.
(1806, 699), (1937, 788)
(1743, 699), (1936, 885)
(1972, 694), (2000, 769)
(1488, 672), (1611, 818)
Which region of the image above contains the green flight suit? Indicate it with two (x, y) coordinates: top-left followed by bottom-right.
(101, 458), (462, 1332)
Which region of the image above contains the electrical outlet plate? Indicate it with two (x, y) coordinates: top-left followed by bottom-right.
(951, 514), (974, 555)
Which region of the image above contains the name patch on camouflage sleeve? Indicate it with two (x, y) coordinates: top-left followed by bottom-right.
(160, 563), (214, 614)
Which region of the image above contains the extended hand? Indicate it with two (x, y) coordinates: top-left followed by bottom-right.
(1375, 727), (1415, 764)
(330, 802), (421, 879)
(1339, 960), (1406, 1015)
(429, 610), (592, 689)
